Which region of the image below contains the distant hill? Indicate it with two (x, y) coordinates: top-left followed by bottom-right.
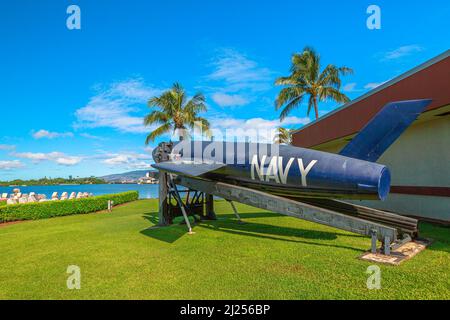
(100, 170), (159, 183)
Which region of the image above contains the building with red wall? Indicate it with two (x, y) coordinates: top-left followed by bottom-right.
(292, 50), (450, 223)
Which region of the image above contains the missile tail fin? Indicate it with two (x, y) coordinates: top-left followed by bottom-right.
(339, 99), (432, 162)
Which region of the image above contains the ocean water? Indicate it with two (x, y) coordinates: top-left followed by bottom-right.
(0, 184), (159, 199)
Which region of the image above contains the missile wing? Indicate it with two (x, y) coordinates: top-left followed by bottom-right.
(154, 161), (225, 177)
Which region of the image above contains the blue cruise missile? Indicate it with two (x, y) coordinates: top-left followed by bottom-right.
(152, 99), (431, 201)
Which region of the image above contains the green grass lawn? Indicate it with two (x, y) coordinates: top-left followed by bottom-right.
(0, 199), (449, 299)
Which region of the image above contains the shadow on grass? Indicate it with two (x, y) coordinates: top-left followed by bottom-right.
(217, 212), (287, 219)
(138, 211), (286, 244)
(200, 219), (365, 252)
(139, 213), (184, 244)
(139, 212), (364, 252)
(202, 219), (337, 240)
(419, 222), (450, 253)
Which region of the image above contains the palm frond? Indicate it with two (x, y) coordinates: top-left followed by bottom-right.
(318, 86), (351, 103)
(275, 86), (306, 111)
(145, 123), (172, 145)
(193, 117), (211, 137)
(275, 76), (296, 86)
(143, 110), (169, 126)
(144, 83), (209, 144)
(319, 64), (340, 87)
(275, 47), (353, 120)
(273, 127), (292, 144)
(279, 94), (305, 121)
(291, 47), (320, 82)
(148, 91), (177, 117)
(339, 66), (354, 75)
(184, 92), (207, 116)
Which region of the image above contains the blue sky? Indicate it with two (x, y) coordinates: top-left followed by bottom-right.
(0, 0), (449, 179)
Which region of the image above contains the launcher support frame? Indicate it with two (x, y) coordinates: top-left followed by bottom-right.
(170, 175), (408, 255)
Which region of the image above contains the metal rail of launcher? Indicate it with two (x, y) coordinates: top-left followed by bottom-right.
(161, 174), (418, 256)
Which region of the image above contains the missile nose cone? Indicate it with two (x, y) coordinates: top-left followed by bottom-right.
(378, 167), (391, 200)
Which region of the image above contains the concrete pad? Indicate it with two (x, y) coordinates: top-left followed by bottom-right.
(360, 239), (431, 265)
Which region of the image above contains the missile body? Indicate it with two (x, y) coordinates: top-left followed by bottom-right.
(153, 140), (391, 200)
(152, 100), (433, 201)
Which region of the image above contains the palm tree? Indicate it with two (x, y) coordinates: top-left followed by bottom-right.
(275, 47), (353, 120)
(273, 127), (292, 145)
(144, 83), (210, 144)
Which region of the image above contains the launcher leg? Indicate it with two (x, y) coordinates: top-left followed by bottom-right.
(383, 236), (391, 255)
(370, 230), (378, 254)
(205, 193), (217, 220)
(158, 172), (169, 226)
(227, 200), (243, 223)
(168, 174), (194, 234)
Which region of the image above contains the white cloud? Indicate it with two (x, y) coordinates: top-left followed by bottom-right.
(32, 130), (74, 139)
(342, 82), (358, 92)
(0, 160), (23, 170)
(80, 133), (107, 141)
(54, 156), (82, 166)
(205, 48), (273, 107)
(143, 146), (154, 153)
(109, 79), (157, 101)
(382, 45), (423, 60)
(54, 157), (81, 166)
(0, 144), (16, 151)
(101, 152), (153, 169)
(364, 81), (387, 90)
(207, 49), (272, 89)
(13, 152), (82, 166)
(74, 79), (163, 134)
(212, 116), (309, 130)
(127, 161), (153, 169)
(211, 93), (249, 107)
(208, 116), (310, 143)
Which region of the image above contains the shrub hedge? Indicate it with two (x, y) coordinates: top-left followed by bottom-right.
(0, 191), (139, 223)
(0, 200), (6, 207)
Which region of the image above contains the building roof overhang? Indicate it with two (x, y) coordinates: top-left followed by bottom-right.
(292, 50), (450, 148)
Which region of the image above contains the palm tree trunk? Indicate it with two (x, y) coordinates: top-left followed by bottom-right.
(177, 126), (186, 141)
(313, 96), (319, 120)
